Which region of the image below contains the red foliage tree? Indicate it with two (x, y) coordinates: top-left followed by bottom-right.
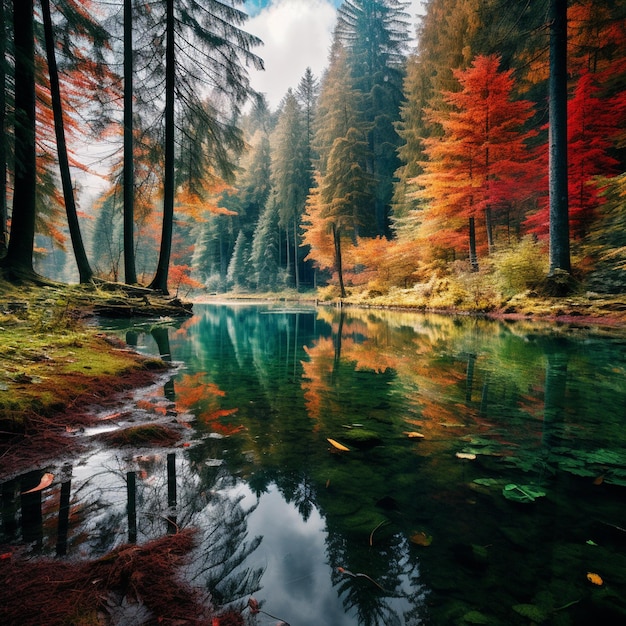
(526, 67), (625, 240)
(414, 54), (538, 268)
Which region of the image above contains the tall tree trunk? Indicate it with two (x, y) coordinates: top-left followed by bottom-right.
(332, 223), (346, 298)
(468, 216), (478, 272)
(41, 0), (93, 283)
(0, 0), (7, 252)
(285, 225), (290, 283)
(4, 0), (36, 276)
(293, 218), (300, 291)
(485, 206), (494, 252)
(123, 0), (137, 284)
(149, 0), (175, 294)
(548, 0), (571, 275)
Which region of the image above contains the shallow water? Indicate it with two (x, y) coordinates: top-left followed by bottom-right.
(3, 303), (626, 625)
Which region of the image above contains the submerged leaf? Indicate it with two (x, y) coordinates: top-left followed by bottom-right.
(327, 438), (350, 452)
(512, 603), (548, 622)
(462, 610), (491, 624)
(502, 483), (546, 503)
(21, 472), (54, 494)
(410, 531), (433, 546)
(404, 431), (425, 439)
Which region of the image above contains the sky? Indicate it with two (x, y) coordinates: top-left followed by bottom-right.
(243, 0), (425, 108)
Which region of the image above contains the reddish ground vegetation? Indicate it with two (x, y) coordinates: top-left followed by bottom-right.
(0, 529), (218, 625)
(0, 364), (169, 479)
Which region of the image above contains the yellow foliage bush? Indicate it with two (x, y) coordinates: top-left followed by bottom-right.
(492, 237), (547, 295)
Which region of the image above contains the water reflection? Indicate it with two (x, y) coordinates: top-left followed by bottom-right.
(3, 304), (626, 624)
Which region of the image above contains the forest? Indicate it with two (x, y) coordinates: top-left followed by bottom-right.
(0, 0), (625, 308)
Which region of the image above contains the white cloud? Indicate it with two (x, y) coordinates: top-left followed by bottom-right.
(246, 0), (426, 109)
(246, 0), (337, 108)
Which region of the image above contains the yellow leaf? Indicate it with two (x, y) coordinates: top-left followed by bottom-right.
(410, 531), (433, 546)
(404, 431), (425, 439)
(587, 572), (603, 586)
(327, 438), (350, 452)
(21, 472), (54, 494)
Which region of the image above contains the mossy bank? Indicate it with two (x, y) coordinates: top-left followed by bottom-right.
(0, 279), (175, 479)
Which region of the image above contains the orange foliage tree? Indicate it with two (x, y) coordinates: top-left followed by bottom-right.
(411, 54), (538, 269)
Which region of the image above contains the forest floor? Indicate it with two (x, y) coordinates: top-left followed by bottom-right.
(1, 278), (625, 625)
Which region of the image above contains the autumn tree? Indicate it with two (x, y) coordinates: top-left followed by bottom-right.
(414, 54), (537, 269)
(526, 68), (624, 241)
(319, 127), (376, 297)
(306, 39), (376, 295)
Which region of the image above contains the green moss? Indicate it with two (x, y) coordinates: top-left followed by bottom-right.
(0, 280), (166, 427)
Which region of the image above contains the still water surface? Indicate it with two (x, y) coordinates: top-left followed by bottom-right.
(3, 303), (626, 625)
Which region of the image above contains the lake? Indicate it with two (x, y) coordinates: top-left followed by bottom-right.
(3, 302), (626, 625)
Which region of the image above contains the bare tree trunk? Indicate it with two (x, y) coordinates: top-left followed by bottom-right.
(41, 0), (93, 283)
(123, 0), (137, 284)
(332, 223), (346, 298)
(548, 0), (571, 275)
(0, 0), (7, 252)
(468, 216), (478, 272)
(293, 218), (300, 291)
(4, 0), (36, 276)
(149, 0), (175, 294)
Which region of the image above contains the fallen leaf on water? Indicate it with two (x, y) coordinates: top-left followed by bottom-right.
(327, 438), (350, 452)
(586, 572), (603, 585)
(410, 531), (433, 546)
(21, 472), (54, 494)
(456, 452), (477, 460)
(403, 431), (425, 439)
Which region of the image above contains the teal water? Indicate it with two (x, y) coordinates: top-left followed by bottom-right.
(3, 303), (626, 625)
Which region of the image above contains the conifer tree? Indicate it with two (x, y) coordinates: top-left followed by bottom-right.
(250, 200), (281, 290)
(336, 0), (410, 237)
(270, 89), (309, 290)
(147, 0), (263, 294)
(226, 230), (250, 289)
